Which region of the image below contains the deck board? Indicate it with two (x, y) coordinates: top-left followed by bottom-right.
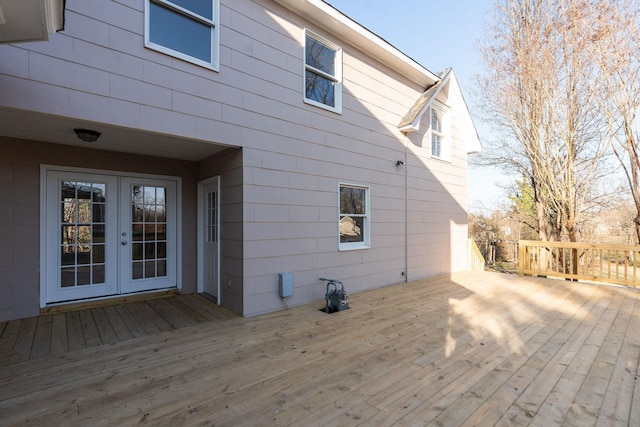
(90, 307), (120, 345)
(29, 315), (52, 360)
(66, 310), (86, 352)
(49, 313), (68, 356)
(8, 317), (36, 365)
(115, 303), (151, 337)
(132, 300), (173, 332)
(0, 319), (20, 365)
(2, 273), (640, 426)
(102, 306), (134, 341)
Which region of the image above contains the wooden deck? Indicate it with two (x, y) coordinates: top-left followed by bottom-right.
(0, 294), (236, 366)
(2, 271), (640, 426)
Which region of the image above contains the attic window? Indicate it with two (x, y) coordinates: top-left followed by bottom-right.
(145, 0), (219, 71)
(430, 102), (451, 161)
(304, 31), (342, 114)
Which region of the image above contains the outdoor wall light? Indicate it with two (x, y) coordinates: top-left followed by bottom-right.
(74, 128), (101, 143)
(396, 160), (405, 167)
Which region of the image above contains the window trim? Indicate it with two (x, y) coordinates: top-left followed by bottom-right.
(430, 101), (451, 161)
(144, 0), (220, 71)
(304, 30), (343, 114)
(338, 183), (370, 251)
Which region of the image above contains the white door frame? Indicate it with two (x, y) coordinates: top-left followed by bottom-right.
(197, 176), (220, 303)
(40, 165), (182, 307)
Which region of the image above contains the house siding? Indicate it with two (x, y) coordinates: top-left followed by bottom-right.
(0, 137), (201, 321)
(197, 149), (245, 315)
(0, 0), (473, 321)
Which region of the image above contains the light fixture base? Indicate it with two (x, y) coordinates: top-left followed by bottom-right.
(74, 128), (101, 143)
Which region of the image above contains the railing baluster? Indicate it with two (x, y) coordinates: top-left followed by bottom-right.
(517, 240), (640, 287)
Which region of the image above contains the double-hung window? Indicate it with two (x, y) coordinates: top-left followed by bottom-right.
(305, 31), (342, 113)
(145, 0), (219, 70)
(339, 184), (370, 250)
(430, 102), (450, 160)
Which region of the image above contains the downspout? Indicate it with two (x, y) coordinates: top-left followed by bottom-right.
(403, 134), (409, 283)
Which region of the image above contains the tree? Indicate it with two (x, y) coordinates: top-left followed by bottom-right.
(469, 212), (505, 264)
(507, 178), (538, 240)
(588, 0), (640, 243)
(478, 0), (609, 245)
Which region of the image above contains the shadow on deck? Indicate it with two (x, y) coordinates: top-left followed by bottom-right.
(0, 294), (236, 366)
(2, 271), (640, 425)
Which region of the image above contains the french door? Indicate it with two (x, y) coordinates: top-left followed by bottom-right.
(44, 169), (178, 304)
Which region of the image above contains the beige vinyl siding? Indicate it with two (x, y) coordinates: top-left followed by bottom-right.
(0, 0), (471, 319)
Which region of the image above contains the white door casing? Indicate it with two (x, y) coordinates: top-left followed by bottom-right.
(42, 167), (180, 305)
(197, 177), (220, 302)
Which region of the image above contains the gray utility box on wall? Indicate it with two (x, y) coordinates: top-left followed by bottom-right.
(279, 272), (294, 297)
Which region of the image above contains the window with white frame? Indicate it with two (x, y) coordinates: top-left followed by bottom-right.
(430, 103), (450, 160)
(145, 0), (219, 70)
(339, 184), (370, 250)
(305, 31), (342, 113)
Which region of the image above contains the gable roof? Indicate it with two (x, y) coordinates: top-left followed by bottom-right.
(274, 0), (481, 153)
(398, 68), (452, 132)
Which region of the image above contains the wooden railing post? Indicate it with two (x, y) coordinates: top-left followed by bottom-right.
(517, 240), (640, 286)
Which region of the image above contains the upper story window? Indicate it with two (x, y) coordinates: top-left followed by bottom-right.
(305, 31), (342, 113)
(430, 102), (450, 161)
(339, 184), (370, 250)
(145, 0), (220, 70)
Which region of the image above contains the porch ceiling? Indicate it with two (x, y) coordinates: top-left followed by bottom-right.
(0, 107), (229, 161)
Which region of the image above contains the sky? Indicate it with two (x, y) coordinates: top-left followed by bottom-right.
(325, 0), (507, 213)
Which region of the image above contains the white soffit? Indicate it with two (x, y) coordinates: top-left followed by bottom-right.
(273, 0), (438, 87)
(0, 0), (64, 44)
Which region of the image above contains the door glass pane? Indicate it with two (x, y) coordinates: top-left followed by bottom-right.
(93, 265), (105, 284)
(77, 266), (91, 286)
(59, 181), (108, 287)
(92, 184), (106, 202)
(78, 202), (91, 223)
(157, 223), (167, 240)
(92, 244), (105, 263)
(206, 191), (216, 243)
(132, 224), (144, 241)
(92, 204), (105, 222)
(92, 224), (105, 243)
(157, 260), (167, 276)
(132, 262), (144, 280)
(129, 185), (168, 280)
(132, 243), (143, 261)
(61, 267), (75, 287)
(157, 206), (166, 222)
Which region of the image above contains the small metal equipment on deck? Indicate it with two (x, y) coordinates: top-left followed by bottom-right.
(320, 277), (349, 313)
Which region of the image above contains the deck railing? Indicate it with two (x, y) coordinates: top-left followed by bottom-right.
(468, 238), (485, 271)
(518, 240), (640, 286)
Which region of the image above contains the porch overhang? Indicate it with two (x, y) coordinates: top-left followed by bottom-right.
(0, 0), (65, 44)
(0, 107), (230, 162)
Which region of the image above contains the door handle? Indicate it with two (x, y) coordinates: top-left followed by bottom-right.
(121, 240), (128, 246)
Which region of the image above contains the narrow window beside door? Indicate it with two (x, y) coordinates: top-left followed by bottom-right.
(207, 191), (217, 243)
